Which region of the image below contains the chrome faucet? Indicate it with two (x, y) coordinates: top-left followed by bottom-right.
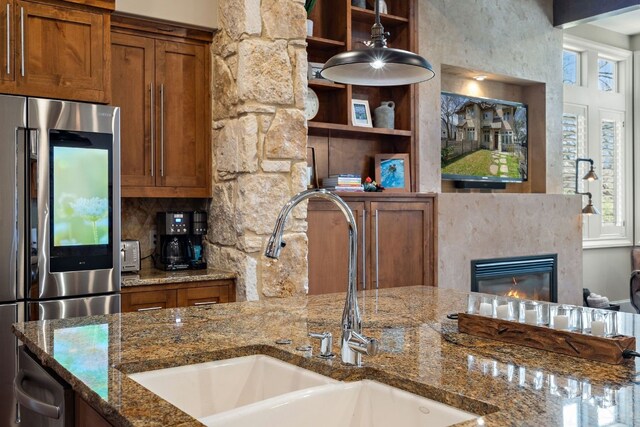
(266, 189), (378, 366)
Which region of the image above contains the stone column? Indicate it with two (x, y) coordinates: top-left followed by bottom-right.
(207, 0), (309, 300)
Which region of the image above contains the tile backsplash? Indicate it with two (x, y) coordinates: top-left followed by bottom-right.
(121, 198), (207, 264)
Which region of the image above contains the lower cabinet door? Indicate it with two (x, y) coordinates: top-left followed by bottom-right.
(307, 201), (365, 295)
(371, 201), (433, 289)
(121, 289), (177, 313)
(176, 285), (229, 307)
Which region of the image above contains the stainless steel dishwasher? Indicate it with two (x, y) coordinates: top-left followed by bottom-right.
(15, 347), (73, 427)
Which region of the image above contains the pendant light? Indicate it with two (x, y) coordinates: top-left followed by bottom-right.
(320, 0), (435, 86)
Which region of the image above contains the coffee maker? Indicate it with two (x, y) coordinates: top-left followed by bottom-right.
(155, 212), (191, 271)
(155, 211), (208, 271)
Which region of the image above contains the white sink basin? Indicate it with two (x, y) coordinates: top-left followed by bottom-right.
(127, 354), (337, 418)
(200, 379), (478, 427)
(129, 355), (478, 427)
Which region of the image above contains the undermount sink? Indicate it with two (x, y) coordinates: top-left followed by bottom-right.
(128, 355), (478, 427)
(201, 380), (478, 427)
(127, 354), (337, 418)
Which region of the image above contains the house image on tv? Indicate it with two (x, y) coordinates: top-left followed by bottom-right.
(454, 101), (518, 152)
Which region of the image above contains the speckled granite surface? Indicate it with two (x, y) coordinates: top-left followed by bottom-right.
(121, 268), (235, 287)
(12, 286), (640, 426)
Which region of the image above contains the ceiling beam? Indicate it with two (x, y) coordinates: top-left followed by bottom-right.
(554, 0), (640, 28)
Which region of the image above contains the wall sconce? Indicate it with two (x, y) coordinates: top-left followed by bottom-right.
(575, 158), (600, 215)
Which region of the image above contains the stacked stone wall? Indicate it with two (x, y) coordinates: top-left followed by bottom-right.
(207, 0), (309, 300)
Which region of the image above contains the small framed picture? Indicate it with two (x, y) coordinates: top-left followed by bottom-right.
(308, 62), (326, 81)
(351, 99), (372, 127)
(375, 153), (410, 192)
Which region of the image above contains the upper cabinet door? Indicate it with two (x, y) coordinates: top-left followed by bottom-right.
(16, 0), (109, 102)
(154, 39), (209, 192)
(111, 32), (155, 187)
(0, 0), (14, 86)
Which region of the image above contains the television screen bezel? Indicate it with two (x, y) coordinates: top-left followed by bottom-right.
(440, 91), (529, 184)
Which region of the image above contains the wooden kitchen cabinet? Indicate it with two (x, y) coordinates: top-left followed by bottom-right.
(0, 0), (112, 103)
(307, 200), (365, 295)
(307, 194), (436, 294)
(111, 16), (211, 198)
(121, 279), (235, 313)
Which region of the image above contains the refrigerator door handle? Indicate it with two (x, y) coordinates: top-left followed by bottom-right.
(14, 371), (61, 420)
(28, 129), (38, 159)
(16, 127), (28, 301)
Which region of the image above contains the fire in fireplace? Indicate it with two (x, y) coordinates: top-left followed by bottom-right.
(471, 254), (557, 302)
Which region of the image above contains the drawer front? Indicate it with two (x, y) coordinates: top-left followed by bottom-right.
(176, 285), (229, 307)
(121, 289), (176, 312)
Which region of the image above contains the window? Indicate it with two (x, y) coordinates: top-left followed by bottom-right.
(503, 111), (511, 122)
(563, 50), (579, 85)
(483, 130), (490, 144)
(500, 131), (513, 145)
(466, 128), (476, 141)
(562, 36), (632, 247)
(483, 112), (491, 120)
(561, 106), (586, 195)
(600, 115), (624, 228)
(598, 58), (616, 92)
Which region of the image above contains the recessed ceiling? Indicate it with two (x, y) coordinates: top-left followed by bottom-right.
(588, 9), (640, 36)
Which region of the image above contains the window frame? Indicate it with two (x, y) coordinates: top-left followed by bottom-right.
(563, 48), (581, 86)
(563, 35), (633, 249)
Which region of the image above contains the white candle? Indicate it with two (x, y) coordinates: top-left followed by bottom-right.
(553, 315), (569, 330)
(496, 305), (511, 320)
(591, 320), (606, 337)
(479, 302), (492, 316)
(524, 309), (538, 325)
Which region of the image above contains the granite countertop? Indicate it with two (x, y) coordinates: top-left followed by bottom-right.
(120, 268), (235, 287)
(12, 286), (640, 426)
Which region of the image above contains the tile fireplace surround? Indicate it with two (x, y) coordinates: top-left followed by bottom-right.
(438, 194), (583, 305)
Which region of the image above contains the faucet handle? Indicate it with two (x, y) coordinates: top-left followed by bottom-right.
(346, 330), (379, 356)
(308, 332), (335, 359)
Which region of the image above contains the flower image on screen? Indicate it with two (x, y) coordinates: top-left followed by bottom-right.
(380, 158), (405, 189)
(53, 147), (109, 247)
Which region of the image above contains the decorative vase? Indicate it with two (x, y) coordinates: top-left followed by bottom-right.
(352, 0), (366, 8)
(306, 19), (314, 37)
(374, 101), (395, 129)
(379, 0), (388, 14)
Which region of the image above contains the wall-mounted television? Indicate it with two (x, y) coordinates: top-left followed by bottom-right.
(441, 91), (528, 186)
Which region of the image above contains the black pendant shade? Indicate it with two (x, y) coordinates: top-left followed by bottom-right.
(321, 47), (435, 86)
(319, 0), (434, 86)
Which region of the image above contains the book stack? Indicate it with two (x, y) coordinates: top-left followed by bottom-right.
(322, 174), (364, 192)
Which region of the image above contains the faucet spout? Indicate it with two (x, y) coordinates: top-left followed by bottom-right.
(266, 189), (376, 366)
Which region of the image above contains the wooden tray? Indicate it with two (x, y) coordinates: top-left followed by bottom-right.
(458, 312), (636, 365)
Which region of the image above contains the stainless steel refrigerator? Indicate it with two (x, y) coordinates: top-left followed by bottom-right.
(0, 96), (121, 426)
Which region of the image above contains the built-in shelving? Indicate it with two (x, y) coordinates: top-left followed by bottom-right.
(308, 122), (412, 138)
(350, 7), (409, 27)
(306, 0), (417, 188)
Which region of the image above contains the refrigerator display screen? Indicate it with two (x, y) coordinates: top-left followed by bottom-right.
(52, 146), (109, 246)
(49, 130), (114, 272)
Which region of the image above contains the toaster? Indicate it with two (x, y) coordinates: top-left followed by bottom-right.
(121, 240), (141, 273)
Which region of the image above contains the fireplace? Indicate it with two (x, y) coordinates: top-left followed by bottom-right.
(471, 254), (557, 302)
